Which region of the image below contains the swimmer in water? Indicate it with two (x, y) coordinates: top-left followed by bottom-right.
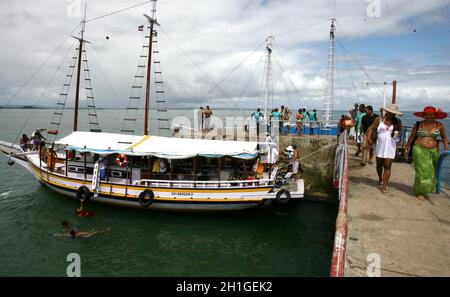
(54, 228), (110, 238)
(75, 201), (96, 218)
(55, 221), (110, 238)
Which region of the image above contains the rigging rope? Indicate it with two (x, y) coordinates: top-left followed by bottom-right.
(272, 40), (310, 110)
(274, 19), (330, 38)
(159, 27), (234, 100)
(1, 22), (81, 109)
(85, 1), (153, 23)
(198, 40), (267, 101)
(334, 24), (384, 96)
(12, 38), (78, 146)
(86, 49), (127, 108)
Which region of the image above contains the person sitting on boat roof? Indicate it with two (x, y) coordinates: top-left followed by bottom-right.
(20, 134), (30, 151)
(31, 129), (46, 151)
(285, 144), (299, 173)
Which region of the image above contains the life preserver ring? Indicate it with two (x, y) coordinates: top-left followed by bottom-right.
(139, 189), (154, 208)
(76, 186), (91, 203)
(275, 188), (291, 204)
(66, 150), (75, 161)
(116, 154), (128, 167)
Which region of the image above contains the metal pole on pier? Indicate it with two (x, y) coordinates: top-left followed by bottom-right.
(323, 18), (336, 127)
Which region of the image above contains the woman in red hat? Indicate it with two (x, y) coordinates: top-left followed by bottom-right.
(404, 106), (448, 201)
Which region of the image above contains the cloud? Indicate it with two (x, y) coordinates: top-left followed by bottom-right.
(0, 0), (449, 115)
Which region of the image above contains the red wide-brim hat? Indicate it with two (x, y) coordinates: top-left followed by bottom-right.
(414, 106), (447, 119)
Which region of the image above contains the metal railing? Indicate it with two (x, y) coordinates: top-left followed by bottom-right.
(330, 130), (349, 277)
(436, 150), (450, 194)
(173, 118), (340, 140)
(135, 178), (274, 189)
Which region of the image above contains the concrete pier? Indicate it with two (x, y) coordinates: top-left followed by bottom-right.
(345, 146), (450, 276)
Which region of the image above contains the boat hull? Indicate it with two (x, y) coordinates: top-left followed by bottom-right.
(24, 155), (275, 212)
(45, 181), (264, 211)
(1, 141), (303, 212)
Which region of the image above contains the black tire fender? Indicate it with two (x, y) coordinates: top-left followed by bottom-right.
(275, 188), (291, 204)
(139, 189), (154, 208)
(76, 186), (91, 203)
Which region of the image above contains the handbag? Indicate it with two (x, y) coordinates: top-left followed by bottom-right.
(370, 130), (378, 143)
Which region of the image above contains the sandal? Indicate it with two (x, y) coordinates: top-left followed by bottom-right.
(416, 195), (425, 201)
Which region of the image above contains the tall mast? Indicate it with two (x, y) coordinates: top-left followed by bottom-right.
(324, 18), (336, 127)
(263, 36), (274, 122)
(73, 3), (87, 132)
(143, 0), (160, 135)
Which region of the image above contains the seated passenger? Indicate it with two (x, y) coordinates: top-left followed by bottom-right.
(39, 142), (48, 162)
(20, 134), (30, 151)
(46, 147), (58, 171)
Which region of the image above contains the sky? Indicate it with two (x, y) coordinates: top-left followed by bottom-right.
(0, 0), (449, 113)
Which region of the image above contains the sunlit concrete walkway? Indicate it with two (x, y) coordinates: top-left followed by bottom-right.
(345, 146), (450, 276)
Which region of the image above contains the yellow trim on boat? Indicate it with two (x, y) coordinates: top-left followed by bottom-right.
(28, 161), (271, 193)
(127, 135), (151, 150)
(30, 164), (268, 202)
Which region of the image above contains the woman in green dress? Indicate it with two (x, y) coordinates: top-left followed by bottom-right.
(404, 106), (448, 201)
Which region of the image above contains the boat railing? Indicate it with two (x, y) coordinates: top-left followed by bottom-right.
(436, 150), (450, 194)
(330, 130), (349, 277)
(135, 178), (274, 189)
(173, 118), (340, 140)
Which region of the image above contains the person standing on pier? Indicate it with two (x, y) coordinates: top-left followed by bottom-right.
(366, 104), (403, 194)
(360, 106), (378, 165)
(197, 107), (204, 132)
(355, 104), (366, 157)
(281, 105), (292, 136)
(309, 109), (318, 136)
(295, 109), (304, 136)
(251, 108), (264, 137)
(404, 106), (448, 201)
(203, 106), (213, 131)
(349, 104), (359, 143)
(270, 108), (282, 134)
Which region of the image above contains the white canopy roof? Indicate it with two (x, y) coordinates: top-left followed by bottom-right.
(55, 131), (259, 159)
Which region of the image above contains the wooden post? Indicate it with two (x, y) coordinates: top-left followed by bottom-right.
(144, 21), (155, 135)
(106, 155), (110, 182)
(73, 6), (86, 132)
(392, 80), (397, 104)
(193, 157), (197, 181)
(129, 156), (133, 184)
(65, 150), (68, 177)
(83, 152), (87, 181)
(217, 158), (222, 183)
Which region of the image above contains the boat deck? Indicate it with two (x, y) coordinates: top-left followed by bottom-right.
(345, 146), (450, 276)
